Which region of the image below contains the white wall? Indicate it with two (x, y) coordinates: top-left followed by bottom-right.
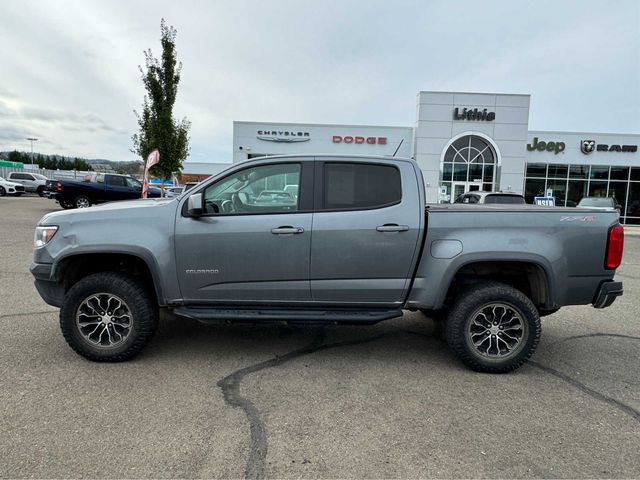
(233, 121), (413, 163)
(414, 91), (531, 202)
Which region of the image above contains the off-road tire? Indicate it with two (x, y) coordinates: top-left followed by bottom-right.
(60, 272), (158, 362)
(445, 281), (541, 373)
(74, 195), (91, 208)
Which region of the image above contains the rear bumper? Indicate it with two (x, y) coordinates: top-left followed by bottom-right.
(30, 262), (64, 308)
(593, 281), (623, 309)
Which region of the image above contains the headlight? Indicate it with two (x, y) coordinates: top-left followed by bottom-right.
(34, 226), (58, 248)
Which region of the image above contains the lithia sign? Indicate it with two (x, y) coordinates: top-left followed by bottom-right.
(453, 107), (495, 121)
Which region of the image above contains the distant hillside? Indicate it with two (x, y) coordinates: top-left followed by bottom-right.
(0, 151), (142, 174)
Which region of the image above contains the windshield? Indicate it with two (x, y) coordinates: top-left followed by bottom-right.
(579, 197), (614, 207)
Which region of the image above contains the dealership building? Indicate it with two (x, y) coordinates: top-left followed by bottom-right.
(198, 91), (640, 224)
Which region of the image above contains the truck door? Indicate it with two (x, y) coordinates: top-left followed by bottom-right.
(310, 159), (422, 305)
(105, 175), (140, 200)
(174, 160), (313, 303)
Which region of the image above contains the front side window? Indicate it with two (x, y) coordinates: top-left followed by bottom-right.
(322, 162), (401, 210)
(203, 163), (301, 215)
(126, 177), (141, 189)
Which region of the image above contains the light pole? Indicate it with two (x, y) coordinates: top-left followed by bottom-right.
(26, 137), (38, 165)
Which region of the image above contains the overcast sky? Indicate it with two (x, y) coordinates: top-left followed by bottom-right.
(1, 0), (639, 163)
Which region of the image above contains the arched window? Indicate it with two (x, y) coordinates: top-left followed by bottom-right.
(441, 135), (497, 200)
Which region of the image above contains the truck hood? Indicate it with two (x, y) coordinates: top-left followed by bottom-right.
(39, 198), (176, 225)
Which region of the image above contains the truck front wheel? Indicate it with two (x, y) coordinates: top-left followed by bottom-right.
(59, 272), (158, 361)
(445, 281), (541, 373)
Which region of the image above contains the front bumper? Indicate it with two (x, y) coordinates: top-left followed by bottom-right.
(30, 262), (64, 308)
(593, 281), (623, 309)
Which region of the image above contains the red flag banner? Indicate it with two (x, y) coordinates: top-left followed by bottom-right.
(142, 150), (160, 199)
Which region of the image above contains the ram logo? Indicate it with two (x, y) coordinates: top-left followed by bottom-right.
(580, 140), (596, 155)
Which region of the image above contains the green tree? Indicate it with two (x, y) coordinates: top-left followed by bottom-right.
(7, 150), (22, 164)
(131, 19), (190, 183)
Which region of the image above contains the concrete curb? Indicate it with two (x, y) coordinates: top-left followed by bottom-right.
(624, 226), (640, 237)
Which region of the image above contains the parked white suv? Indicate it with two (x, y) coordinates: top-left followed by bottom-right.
(7, 172), (48, 196)
(0, 176), (26, 196)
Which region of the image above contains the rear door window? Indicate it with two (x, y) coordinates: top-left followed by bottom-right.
(322, 162), (401, 210)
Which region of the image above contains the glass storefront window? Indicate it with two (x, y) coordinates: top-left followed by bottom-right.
(590, 165), (609, 180)
(566, 180), (588, 207)
(631, 168), (640, 181)
(441, 135), (497, 198)
(547, 179), (567, 206)
(548, 164), (568, 179)
(524, 179), (545, 204)
(442, 163), (452, 182)
(453, 164), (467, 181)
(608, 181), (628, 214)
(526, 163), (547, 178)
(569, 165), (590, 179)
(588, 180), (608, 197)
(626, 183), (640, 218)
(468, 164), (482, 182)
(483, 164), (494, 182)
(609, 166), (629, 181)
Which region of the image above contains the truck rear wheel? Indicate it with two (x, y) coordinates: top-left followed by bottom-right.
(445, 281), (540, 373)
(59, 272), (158, 362)
(74, 195), (91, 208)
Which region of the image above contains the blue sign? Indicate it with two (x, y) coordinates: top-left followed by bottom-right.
(534, 197), (555, 206)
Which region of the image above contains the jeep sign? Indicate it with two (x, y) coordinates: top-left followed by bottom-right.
(527, 137), (566, 155)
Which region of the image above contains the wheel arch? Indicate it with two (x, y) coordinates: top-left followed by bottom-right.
(438, 256), (555, 312)
(52, 249), (165, 307)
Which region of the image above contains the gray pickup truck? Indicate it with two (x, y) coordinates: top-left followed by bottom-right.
(30, 155), (624, 372)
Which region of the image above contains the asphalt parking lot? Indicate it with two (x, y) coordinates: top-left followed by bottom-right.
(0, 196), (639, 479)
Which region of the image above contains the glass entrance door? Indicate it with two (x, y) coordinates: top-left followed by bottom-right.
(451, 182), (481, 202)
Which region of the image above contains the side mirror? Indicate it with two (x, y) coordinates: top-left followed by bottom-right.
(187, 193), (203, 216)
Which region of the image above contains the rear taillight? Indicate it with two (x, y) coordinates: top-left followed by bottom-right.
(56, 182), (64, 192)
(605, 224), (624, 269)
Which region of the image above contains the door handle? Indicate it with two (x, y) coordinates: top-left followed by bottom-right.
(271, 226), (304, 235)
(376, 224), (409, 232)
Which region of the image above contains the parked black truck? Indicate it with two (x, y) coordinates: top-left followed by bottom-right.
(52, 173), (160, 209)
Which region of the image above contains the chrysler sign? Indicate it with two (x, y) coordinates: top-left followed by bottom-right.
(257, 130), (310, 142)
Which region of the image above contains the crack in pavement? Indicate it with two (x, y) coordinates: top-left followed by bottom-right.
(529, 360), (640, 423)
(533, 332), (640, 423)
(0, 310), (56, 319)
(216, 329), (392, 480)
(218, 327), (639, 478)
(546, 332), (640, 348)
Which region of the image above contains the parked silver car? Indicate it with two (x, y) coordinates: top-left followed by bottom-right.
(7, 172), (48, 196)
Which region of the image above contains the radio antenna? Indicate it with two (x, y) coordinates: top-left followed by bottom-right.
(392, 138), (404, 157)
